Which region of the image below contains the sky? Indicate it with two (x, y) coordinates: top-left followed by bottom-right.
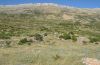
(0, 0), (100, 8)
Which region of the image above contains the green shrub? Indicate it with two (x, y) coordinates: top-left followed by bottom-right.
(68, 32), (74, 35)
(71, 35), (77, 42)
(34, 33), (43, 41)
(59, 32), (77, 41)
(0, 32), (11, 39)
(0, 35), (10, 39)
(18, 38), (33, 45)
(59, 33), (71, 40)
(44, 33), (48, 36)
(89, 37), (99, 43)
(53, 54), (61, 60)
(40, 26), (49, 31)
(18, 38), (27, 45)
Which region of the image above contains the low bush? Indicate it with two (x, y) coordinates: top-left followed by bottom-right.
(0, 32), (11, 39)
(44, 33), (48, 36)
(59, 32), (77, 41)
(89, 37), (99, 43)
(34, 33), (43, 41)
(71, 35), (77, 42)
(18, 38), (33, 45)
(53, 54), (61, 60)
(59, 33), (71, 40)
(40, 26), (49, 31)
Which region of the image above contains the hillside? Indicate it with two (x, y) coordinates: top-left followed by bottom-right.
(0, 3), (100, 65)
(0, 3), (100, 41)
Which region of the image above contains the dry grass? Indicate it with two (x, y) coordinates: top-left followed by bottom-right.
(0, 42), (100, 65)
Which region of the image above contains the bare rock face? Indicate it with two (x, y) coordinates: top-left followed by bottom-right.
(82, 58), (100, 65)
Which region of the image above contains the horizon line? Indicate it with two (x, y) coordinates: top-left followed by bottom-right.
(0, 3), (100, 9)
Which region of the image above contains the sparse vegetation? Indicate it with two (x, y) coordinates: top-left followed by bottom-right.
(59, 32), (77, 41)
(53, 54), (61, 60)
(40, 26), (49, 31)
(59, 33), (71, 40)
(5, 40), (11, 47)
(0, 31), (11, 39)
(0, 3), (100, 65)
(34, 33), (43, 41)
(71, 35), (77, 42)
(89, 37), (100, 43)
(44, 33), (48, 36)
(18, 38), (33, 45)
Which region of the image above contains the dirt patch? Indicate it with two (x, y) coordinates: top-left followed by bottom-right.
(62, 14), (73, 20)
(83, 58), (100, 65)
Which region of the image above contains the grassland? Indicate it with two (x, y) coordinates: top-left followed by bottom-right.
(0, 42), (100, 65)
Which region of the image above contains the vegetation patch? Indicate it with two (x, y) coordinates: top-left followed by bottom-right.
(18, 38), (33, 45)
(59, 32), (77, 41)
(89, 37), (100, 43)
(34, 33), (43, 41)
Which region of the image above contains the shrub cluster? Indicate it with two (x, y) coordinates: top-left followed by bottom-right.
(71, 35), (77, 41)
(40, 26), (49, 31)
(34, 33), (43, 41)
(59, 33), (71, 40)
(59, 32), (77, 41)
(0, 31), (11, 39)
(18, 33), (43, 45)
(18, 38), (33, 45)
(89, 37), (100, 43)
